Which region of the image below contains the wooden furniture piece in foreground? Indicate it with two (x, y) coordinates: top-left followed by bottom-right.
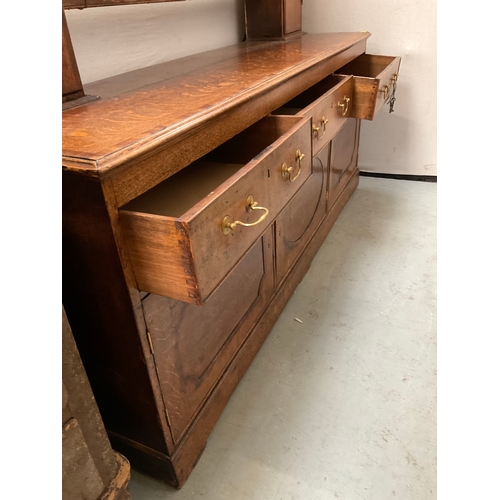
(62, 307), (132, 500)
(62, 32), (400, 488)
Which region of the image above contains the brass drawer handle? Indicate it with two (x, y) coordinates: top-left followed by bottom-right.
(392, 73), (399, 85)
(222, 195), (269, 235)
(380, 84), (390, 100)
(312, 116), (328, 140)
(337, 96), (350, 116)
(282, 149), (306, 183)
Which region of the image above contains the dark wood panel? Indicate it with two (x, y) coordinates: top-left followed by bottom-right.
(245, 0), (283, 39)
(62, 10), (84, 102)
(62, 172), (170, 453)
(142, 227), (274, 443)
(245, 0), (303, 39)
(284, 0), (302, 34)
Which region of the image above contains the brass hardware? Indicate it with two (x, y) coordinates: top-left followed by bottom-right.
(222, 195), (269, 235)
(380, 84), (390, 100)
(337, 96), (350, 116)
(282, 162), (294, 179)
(388, 75), (398, 113)
(312, 116), (328, 140)
(282, 149), (306, 183)
(296, 148), (305, 164)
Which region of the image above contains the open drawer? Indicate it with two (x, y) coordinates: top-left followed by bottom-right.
(335, 54), (401, 120)
(271, 75), (353, 156)
(119, 115), (312, 305)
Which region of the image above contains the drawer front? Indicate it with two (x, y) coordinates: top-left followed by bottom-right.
(336, 54), (401, 120)
(276, 144), (328, 285)
(300, 76), (353, 156)
(142, 227), (274, 443)
(120, 115), (311, 305)
(328, 118), (360, 211)
(271, 75), (353, 157)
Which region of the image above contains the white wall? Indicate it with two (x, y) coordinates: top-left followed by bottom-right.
(66, 0), (245, 84)
(67, 0), (435, 176)
(303, 0), (437, 176)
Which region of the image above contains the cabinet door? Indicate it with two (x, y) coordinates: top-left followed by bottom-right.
(142, 227), (274, 444)
(328, 118), (360, 210)
(275, 144), (328, 286)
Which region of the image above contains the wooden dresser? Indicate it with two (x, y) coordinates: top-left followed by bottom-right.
(62, 32), (400, 488)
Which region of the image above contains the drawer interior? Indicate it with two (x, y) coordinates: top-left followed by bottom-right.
(271, 75), (348, 115)
(335, 54), (398, 78)
(122, 161), (243, 218)
(122, 115), (304, 218)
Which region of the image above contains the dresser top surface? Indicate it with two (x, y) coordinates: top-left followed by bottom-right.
(62, 32), (370, 173)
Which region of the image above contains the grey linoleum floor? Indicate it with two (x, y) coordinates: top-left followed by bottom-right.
(128, 176), (437, 500)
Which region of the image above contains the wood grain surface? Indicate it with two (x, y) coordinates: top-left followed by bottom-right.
(142, 228), (274, 443)
(62, 33), (370, 172)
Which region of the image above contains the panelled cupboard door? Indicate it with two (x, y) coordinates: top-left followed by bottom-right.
(328, 118), (359, 211)
(141, 227), (274, 443)
(275, 144), (328, 286)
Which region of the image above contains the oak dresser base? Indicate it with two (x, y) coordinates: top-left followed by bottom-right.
(63, 32), (400, 491)
(109, 168), (359, 489)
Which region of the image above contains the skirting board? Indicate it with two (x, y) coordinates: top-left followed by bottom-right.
(360, 171), (437, 183)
